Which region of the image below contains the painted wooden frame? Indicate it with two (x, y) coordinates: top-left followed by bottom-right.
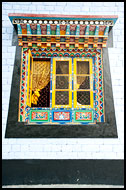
(73, 58), (93, 108)
(52, 57), (72, 108)
(26, 49), (33, 107)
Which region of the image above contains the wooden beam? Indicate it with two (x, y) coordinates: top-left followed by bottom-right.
(17, 24), (22, 35)
(94, 26), (99, 35)
(37, 24), (41, 35)
(27, 24), (32, 34)
(104, 26), (109, 36)
(56, 24), (60, 35)
(47, 24), (51, 35)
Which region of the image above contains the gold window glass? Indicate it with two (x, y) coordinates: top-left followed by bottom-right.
(31, 59), (50, 107)
(74, 58), (93, 108)
(52, 58), (72, 108)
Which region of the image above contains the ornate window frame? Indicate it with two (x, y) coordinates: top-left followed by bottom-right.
(5, 14), (118, 138)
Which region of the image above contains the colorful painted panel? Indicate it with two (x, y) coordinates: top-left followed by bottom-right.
(52, 111), (72, 122)
(29, 110), (50, 122)
(18, 47), (105, 124)
(74, 110), (94, 123)
(18, 48), (29, 122)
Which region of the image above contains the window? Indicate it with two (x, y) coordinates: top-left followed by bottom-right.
(31, 58), (50, 108)
(25, 54), (94, 124)
(52, 57), (93, 109)
(26, 51), (51, 108)
(73, 58), (93, 108)
(52, 58), (72, 108)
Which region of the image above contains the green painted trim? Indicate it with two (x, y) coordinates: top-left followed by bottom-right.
(41, 37), (47, 42)
(74, 110), (94, 122)
(70, 44), (75, 49)
(20, 115), (22, 122)
(29, 110), (50, 122)
(79, 38), (84, 42)
(89, 31), (95, 35)
(51, 30), (56, 35)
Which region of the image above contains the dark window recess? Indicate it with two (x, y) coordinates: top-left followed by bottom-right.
(56, 61), (69, 74)
(56, 76), (69, 89)
(77, 91), (90, 105)
(77, 61), (89, 74)
(31, 82), (50, 107)
(77, 76), (90, 89)
(55, 91), (69, 105)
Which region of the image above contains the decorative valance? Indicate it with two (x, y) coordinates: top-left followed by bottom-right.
(8, 14), (118, 48)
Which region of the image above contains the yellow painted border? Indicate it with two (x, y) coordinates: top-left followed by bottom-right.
(26, 49), (33, 107)
(73, 58), (93, 109)
(23, 53), (27, 121)
(30, 52), (33, 105)
(52, 57), (72, 108)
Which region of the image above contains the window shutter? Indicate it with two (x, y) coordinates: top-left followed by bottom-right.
(26, 49), (33, 107)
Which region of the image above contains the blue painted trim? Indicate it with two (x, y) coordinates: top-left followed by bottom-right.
(66, 24), (70, 35)
(94, 26), (99, 35)
(56, 24), (60, 35)
(17, 24), (22, 34)
(85, 25), (89, 35)
(101, 114), (104, 122)
(72, 80), (74, 90)
(76, 25), (80, 36)
(37, 24), (41, 35)
(104, 26), (109, 36)
(29, 107), (50, 110)
(27, 24), (32, 34)
(47, 24), (51, 35)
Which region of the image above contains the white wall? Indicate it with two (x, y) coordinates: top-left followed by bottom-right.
(2, 2), (124, 159)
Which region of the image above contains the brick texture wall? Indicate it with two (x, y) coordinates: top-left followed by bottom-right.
(2, 2), (124, 159)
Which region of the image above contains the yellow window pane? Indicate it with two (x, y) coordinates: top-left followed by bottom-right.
(56, 76), (69, 89)
(56, 61), (69, 74)
(77, 91), (90, 105)
(77, 76), (90, 89)
(55, 91), (69, 105)
(77, 61), (89, 74)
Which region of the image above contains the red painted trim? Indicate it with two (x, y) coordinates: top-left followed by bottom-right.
(8, 13), (118, 19)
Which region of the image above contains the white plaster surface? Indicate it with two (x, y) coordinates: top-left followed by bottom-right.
(2, 2), (124, 160)
(2, 184), (124, 188)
